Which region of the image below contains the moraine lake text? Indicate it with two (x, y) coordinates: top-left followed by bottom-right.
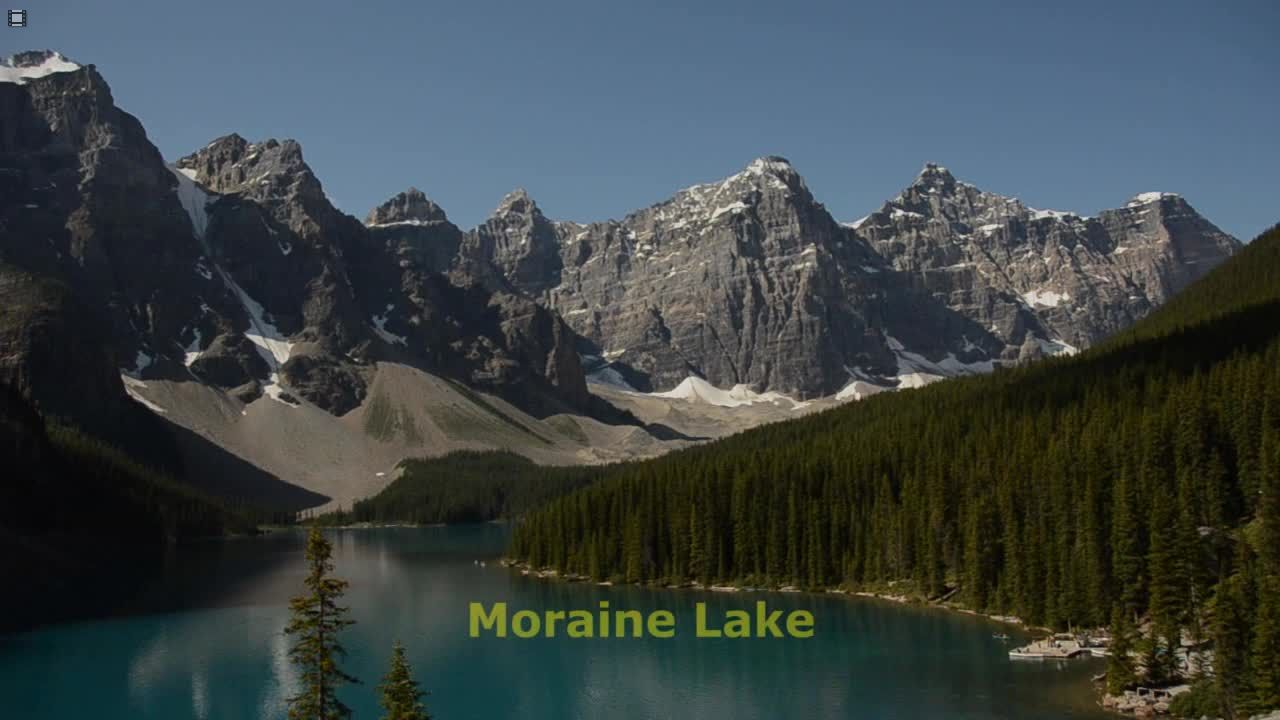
(469, 600), (815, 639)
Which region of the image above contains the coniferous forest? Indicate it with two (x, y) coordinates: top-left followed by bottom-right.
(315, 451), (605, 526)
(511, 226), (1280, 714)
(0, 382), (261, 544)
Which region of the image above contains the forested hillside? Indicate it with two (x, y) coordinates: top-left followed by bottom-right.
(0, 382), (261, 543)
(512, 225), (1280, 716)
(316, 451), (607, 525)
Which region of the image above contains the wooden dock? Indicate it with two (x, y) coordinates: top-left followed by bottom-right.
(1008, 634), (1092, 660)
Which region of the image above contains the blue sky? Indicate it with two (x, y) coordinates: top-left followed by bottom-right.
(9, 0), (1278, 239)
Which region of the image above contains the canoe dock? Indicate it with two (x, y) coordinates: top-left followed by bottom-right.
(1009, 633), (1108, 660)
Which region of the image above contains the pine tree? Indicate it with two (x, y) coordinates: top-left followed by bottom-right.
(1107, 606), (1139, 694)
(1249, 423), (1280, 712)
(689, 502), (705, 584)
(1147, 489), (1189, 682)
(285, 527), (358, 720)
(378, 641), (431, 720)
(1214, 568), (1252, 720)
(1250, 574), (1280, 712)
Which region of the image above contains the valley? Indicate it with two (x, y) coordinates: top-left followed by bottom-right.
(1, 32), (1275, 720)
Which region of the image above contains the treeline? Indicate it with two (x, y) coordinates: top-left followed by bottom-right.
(317, 451), (607, 526)
(0, 381), (263, 542)
(511, 226), (1280, 715)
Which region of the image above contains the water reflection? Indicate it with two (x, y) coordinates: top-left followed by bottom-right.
(1, 527), (1110, 720)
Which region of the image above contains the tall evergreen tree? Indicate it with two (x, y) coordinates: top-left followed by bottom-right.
(1107, 607), (1139, 695)
(378, 641), (431, 720)
(285, 527), (359, 720)
(1214, 558), (1254, 720)
(1250, 574), (1280, 712)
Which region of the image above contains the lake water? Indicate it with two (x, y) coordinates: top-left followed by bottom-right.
(0, 526), (1112, 719)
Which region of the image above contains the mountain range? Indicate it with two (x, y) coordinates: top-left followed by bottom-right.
(0, 50), (1240, 509)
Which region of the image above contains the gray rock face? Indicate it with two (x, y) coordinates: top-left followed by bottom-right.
(366, 187), (448, 227)
(467, 189), (565, 296)
(467, 158), (1239, 397)
(0, 51), (593, 427)
(365, 188), (460, 274)
(358, 188), (592, 414)
(467, 157), (998, 396)
(175, 142), (595, 416)
(851, 164), (1241, 357)
(0, 52), (237, 428)
(175, 133), (372, 412)
(0, 48), (1242, 435)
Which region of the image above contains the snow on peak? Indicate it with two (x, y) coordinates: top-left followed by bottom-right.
(0, 51), (82, 85)
(843, 215), (871, 230)
(911, 163), (956, 188)
(1127, 192), (1179, 207)
(746, 156), (795, 176)
(494, 188), (538, 216)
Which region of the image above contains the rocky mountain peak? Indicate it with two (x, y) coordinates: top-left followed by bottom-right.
(494, 188), (540, 218)
(641, 156), (816, 232)
(731, 155), (806, 193)
(910, 162), (958, 191)
(366, 187), (448, 226)
(177, 135), (320, 201)
(854, 165), (1239, 359)
(745, 155), (795, 175)
(889, 163), (966, 209)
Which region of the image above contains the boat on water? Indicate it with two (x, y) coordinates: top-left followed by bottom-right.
(992, 633), (1010, 641)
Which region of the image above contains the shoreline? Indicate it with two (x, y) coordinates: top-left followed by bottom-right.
(501, 559), (1118, 712)
(301, 518), (511, 531)
(499, 558), (1064, 635)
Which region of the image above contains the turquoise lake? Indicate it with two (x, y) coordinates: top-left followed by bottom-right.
(0, 526), (1113, 719)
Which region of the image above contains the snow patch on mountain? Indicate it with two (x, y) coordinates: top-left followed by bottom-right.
(1022, 289), (1071, 308)
(169, 166), (211, 247)
(132, 350), (154, 376)
(371, 305), (407, 346)
(1037, 337), (1080, 356)
(217, 268), (296, 405)
(183, 329), (203, 367)
(710, 201), (748, 221)
(587, 366), (635, 391)
(835, 380), (887, 402)
(366, 219), (435, 228)
(885, 334), (995, 384)
(1029, 208), (1079, 221)
(0, 52), (81, 84)
(652, 376), (808, 409)
(1128, 192), (1179, 206)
